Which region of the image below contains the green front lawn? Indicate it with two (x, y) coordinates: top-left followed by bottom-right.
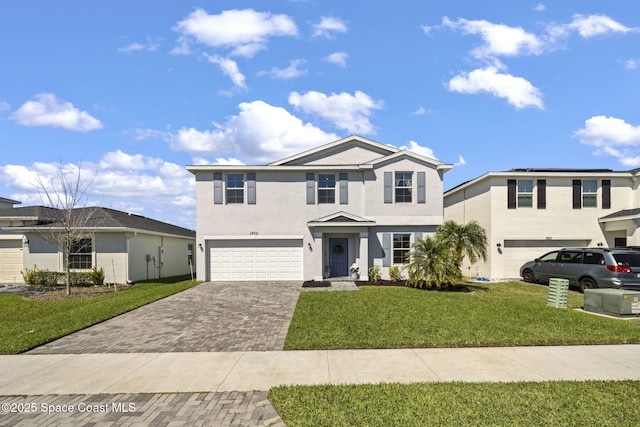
(0, 278), (200, 354)
(285, 282), (640, 349)
(270, 381), (640, 427)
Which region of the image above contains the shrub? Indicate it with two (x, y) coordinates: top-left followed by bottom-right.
(368, 265), (381, 283)
(91, 267), (105, 285)
(389, 266), (403, 282)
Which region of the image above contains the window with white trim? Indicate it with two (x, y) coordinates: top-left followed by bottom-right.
(393, 234), (411, 264)
(395, 172), (412, 203)
(69, 238), (92, 270)
(517, 180), (533, 208)
(318, 174), (336, 204)
(226, 173), (244, 204)
(582, 180), (597, 208)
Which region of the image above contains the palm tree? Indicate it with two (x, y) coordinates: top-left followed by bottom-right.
(436, 220), (488, 269)
(406, 236), (461, 289)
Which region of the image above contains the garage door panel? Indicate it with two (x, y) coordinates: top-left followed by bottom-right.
(0, 241), (24, 284)
(503, 239), (588, 279)
(209, 239), (303, 281)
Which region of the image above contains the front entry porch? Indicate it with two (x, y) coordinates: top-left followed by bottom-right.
(308, 211), (374, 282)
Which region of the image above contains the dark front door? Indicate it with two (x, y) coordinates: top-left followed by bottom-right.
(329, 238), (349, 277)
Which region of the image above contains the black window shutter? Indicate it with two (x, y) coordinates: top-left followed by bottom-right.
(507, 180), (516, 209)
(602, 179), (611, 209)
(573, 180), (581, 209)
(537, 179), (546, 209)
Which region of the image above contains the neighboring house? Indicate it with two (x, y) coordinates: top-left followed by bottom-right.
(0, 205), (196, 284)
(444, 168), (640, 280)
(0, 197), (20, 209)
(188, 135), (452, 282)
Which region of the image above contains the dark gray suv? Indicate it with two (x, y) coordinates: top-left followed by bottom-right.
(520, 248), (640, 293)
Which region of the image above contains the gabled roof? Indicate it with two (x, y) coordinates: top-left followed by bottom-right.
(307, 211), (376, 227)
(0, 206), (195, 238)
(366, 150), (453, 171)
(269, 135), (397, 166)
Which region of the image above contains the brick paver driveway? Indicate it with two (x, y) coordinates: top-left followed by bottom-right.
(29, 281), (302, 354)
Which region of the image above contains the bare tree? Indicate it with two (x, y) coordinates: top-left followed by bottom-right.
(34, 163), (97, 295)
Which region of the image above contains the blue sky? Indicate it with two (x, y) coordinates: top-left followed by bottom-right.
(1, 1), (639, 229)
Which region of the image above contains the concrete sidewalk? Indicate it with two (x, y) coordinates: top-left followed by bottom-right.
(2, 345), (639, 396)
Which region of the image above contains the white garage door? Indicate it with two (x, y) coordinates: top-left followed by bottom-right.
(209, 240), (303, 281)
(0, 240), (24, 283)
(503, 240), (589, 279)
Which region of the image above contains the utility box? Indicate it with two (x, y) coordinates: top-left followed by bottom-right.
(584, 289), (640, 317)
(548, 278), (569, 308)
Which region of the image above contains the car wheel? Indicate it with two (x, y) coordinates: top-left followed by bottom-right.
(579, 277), (596, 293)
(522, 269), (534, 283)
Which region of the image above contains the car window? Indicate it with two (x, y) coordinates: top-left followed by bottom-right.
(612, 253), (640, 267)
(538, 251), (559, 262)
(583, 252), (605, 265)
(559, 251), (583, 263)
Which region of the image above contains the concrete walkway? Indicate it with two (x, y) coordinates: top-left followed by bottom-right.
(2, 345), (640, 396)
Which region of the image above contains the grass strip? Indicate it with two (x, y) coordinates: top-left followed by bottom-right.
(270, 381), (640, 427)
(0, 279), (200, 354)
(285, 282), (640, 349)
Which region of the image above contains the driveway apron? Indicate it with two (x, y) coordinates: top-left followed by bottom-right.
(28, 281), (302, 354)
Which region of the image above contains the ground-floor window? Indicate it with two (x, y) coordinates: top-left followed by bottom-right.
(69, 238), (92, 269)
(393, 234), (411, 264)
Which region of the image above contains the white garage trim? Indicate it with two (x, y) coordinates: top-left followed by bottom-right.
(208, 238), (303, 281)
(0, 239), (24, 284)
(502, 239), (589, 279)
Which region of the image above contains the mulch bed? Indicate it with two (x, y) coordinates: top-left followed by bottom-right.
(302, 280), (332, 288)
(27, 284), (132, 301)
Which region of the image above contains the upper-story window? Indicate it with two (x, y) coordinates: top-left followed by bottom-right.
(517, 180), (533, 207)
(395, 172), (413, 203)
(226, 173), (244, 203)
(318, 174), (336, 204)
(69, 238), (92, 270)
(582, 180), (597, 208)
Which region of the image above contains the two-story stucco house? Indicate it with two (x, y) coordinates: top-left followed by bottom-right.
(444, 168), (640, 280)
(188, 135), (452, 282)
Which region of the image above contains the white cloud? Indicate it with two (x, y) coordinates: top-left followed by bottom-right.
(205, 54), (247, 89)
(575, 116), (640, 167)
(288, 90), (383, 134)
(258, 59), (307, 79)
(447, 65), (544, 110)
(575, 116), (640, 147)
(625, 59), (639, 70)
(173, 8), (298, 58)
(169, 100), (339, 163)
(9, 93), (103, 132)
(400, 141), (437, 159)
(0, 99), (10, 112)
(325, 51), (349, 67)
(455, 155), (467, 166)
(567, 14), (632, 38)
(442, 17), (543, 59)
(533, 4), (546, 12)
(118, 38), (159, 53)
(413, 106), (431, 115)
(312, 16), (347, 38)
